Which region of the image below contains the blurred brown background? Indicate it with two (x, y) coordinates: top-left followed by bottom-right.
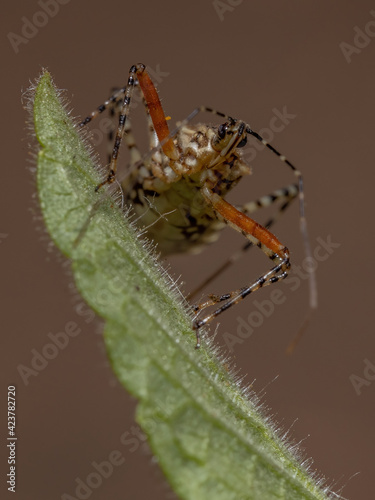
(1, 1), (374, 499)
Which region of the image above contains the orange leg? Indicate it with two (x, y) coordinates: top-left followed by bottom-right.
(136, 65), (178, 161)
(79, 63), (178, 190)
(192, 186), (290, 348)
(188, 184), (298, 300)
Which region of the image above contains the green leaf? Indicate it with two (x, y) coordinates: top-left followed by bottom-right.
(31, 71), (334, 500)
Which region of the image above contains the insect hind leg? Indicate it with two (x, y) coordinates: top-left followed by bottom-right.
(189, 183), (298, 302)
(192, 186), (291, 348)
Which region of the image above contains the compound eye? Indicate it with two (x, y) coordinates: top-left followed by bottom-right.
(237, 135), (248, 148)
(217, 124), (227, 140)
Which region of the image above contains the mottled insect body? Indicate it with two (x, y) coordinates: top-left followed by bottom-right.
(123, 122), (251, 255)
(79, 63), (316, 348)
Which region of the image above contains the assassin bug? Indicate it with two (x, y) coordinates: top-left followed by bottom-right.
(79, 63), (316, 348)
